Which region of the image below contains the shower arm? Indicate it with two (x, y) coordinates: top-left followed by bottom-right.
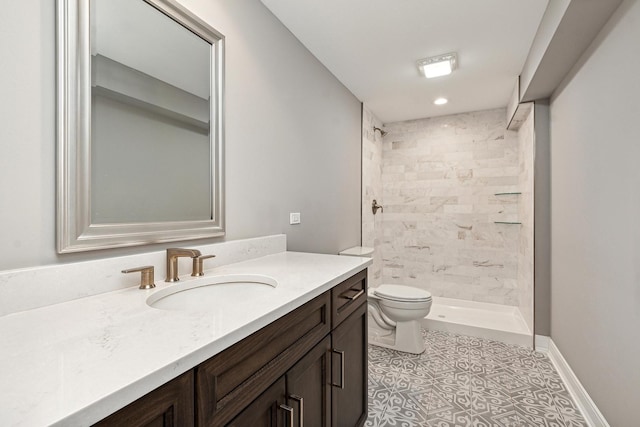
(373, 126), (387, 137)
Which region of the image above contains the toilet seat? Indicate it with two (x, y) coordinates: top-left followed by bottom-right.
(374, 284), (432, 303)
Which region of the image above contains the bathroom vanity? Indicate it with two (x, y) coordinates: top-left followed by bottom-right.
(0, 247), (371, 426)
(94, 270), (368, 427)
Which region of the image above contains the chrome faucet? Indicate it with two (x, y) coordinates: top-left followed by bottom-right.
(165, 248), (201, 282)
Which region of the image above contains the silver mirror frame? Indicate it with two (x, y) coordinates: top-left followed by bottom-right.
(56, 0), (225, 253)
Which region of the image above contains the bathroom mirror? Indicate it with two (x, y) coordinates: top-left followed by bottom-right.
(57, 0), (225, 253)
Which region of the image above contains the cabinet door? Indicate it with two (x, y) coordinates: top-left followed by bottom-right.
(331, 302), (368, 427)
(93, 371), (194, 427)
(226, 377), (287, 427)
(285, 336), (332, 427)
(197, 292), (331, 426)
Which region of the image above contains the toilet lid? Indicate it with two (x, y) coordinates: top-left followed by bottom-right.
(374, 284), (432, 302)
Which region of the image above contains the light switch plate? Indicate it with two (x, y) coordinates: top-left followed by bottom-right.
(289, 212), (301, 225)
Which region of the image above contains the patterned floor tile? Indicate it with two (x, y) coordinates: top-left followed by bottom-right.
(387, 353), (436, 378)
(470, 374), (511, 397)
(379, 389), (430, 426)
(543, 373), (570, 395)
(483, 371), (531, 395)
(427, 353), (460, 372)
(512, 388), (565, 427)
(515, 409), (565, 427)
(559, 412), (588, 427)
(426, 409), (473, 427)
(368, 381), (394, 413)
(535, 359), (558, 376)
(470, 388), (512, 415)
(427, 382), (472, 420)
(472, 411), (525, 427)
(468, 357), (506, 376)
(433, 370), (474, 390)
(364, 413), (383, 427)
(366, 330), (587, 427)
(370, 344), (393, 363)
(392, 370), (434, 394)
(370, 361), (402, 390)
(552, 392), (588, 427)
(502, 366), (548, 391)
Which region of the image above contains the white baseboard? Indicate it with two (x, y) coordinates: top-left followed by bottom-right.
(534, 334), (550, 351)
(540, 339), (609, 427)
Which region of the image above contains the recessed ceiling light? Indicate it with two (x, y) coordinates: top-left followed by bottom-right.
(417, 53), (458, 78)
(434, 97), (448, 105)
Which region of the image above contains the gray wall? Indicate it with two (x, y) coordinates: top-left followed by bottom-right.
(0, 0), (361, 270)
(550, 1), (640, 424)
(534, 100), (551, 337)
(92, 95), (211, 223)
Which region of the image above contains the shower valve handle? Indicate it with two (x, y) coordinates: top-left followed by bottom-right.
(372, 199), (384, 215)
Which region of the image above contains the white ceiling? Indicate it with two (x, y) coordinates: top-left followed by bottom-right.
(260, 0), (549, 123)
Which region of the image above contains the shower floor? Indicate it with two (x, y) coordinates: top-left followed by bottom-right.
(422, 297), (532, 347)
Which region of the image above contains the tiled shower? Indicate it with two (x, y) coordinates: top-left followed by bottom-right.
(362, 106), (535, 341)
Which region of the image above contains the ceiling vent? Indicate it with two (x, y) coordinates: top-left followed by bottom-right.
(417, 52), (458, 78)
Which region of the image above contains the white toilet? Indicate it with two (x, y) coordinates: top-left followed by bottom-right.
(368, 284), (432, 354)
(338, 246), (432, 354)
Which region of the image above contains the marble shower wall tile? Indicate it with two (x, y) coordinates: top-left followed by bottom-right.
(362, 106), (384, 287)
(517, 109), (535, 331)
(380, 108), (523, 306)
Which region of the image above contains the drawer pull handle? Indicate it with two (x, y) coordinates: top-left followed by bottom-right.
(279, 403), (294, 427)
(330, 349), (345, 389)
(341, 288), (365, 301)
(289, 394), (304, 427)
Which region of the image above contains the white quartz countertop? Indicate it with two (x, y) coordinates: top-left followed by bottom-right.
(0, 251), (371, 426)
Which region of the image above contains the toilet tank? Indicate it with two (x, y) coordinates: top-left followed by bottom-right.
(338, 246), (374, 257)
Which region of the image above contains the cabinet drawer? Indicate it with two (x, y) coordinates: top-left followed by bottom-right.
(331, 270), (367, 328)
(196, 291), (331, 426)
(93, 371), (194, 427)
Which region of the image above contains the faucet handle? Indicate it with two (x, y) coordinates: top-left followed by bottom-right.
(122, 266), (156, 289)
(192, 255), (216, 277)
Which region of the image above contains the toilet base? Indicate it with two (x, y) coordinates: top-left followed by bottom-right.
(368, 318), (425, 354)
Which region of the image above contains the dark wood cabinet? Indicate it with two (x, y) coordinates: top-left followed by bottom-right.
(331, 302), (368, 427)
(196, 292), (331, 426)
(227, 334), (332, 427)
(286, 336), (332, 427)
(226, 377), (286, 427)
(331, 270), (367, 327)
(94, 270), (367, 427)
(93, 371), (194, 427)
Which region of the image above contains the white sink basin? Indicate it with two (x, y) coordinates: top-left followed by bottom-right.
(146, 274), (278, 311)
